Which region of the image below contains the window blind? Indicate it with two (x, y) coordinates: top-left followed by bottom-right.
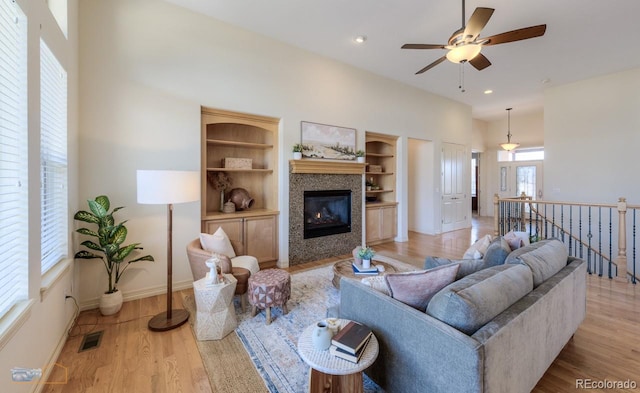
(40, 39), (68, 274)
(0, 0), (28, 318)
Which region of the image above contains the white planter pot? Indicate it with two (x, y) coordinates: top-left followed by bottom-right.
(357, 156), (365, 163)
(100, 290), (123, 316)
(362, 259), (371, 269)
(293, 152), (302, 160)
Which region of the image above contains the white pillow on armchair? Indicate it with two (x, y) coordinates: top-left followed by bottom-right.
(200, 226), (236, 257)
(199, 227), (259, 274)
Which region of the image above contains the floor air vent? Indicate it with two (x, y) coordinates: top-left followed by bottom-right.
(79, 330), (104, 352)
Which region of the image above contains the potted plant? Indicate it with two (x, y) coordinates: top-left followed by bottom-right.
(74, 195), (154, 315)
(357, 246), (376, 268)
(293, 143), (304, 159)
(356, 150), (366, 163)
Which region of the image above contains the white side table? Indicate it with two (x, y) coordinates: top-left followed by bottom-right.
(193, 274), (237, 340)
(297, 319), (379, 393)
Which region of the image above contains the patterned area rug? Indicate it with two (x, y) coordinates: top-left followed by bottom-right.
(235, 264), (383, 393)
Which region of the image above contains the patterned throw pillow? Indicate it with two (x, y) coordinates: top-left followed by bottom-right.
(361, 275), (391, 296)
(385, 264), (459, 311)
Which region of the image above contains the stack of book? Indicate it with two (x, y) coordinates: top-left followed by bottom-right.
(329, 321), (373, 363)
(351, 261), (378, 275)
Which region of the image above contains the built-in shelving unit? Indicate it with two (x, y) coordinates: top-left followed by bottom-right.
(365, 132), (398, 245)
(201, 107), (280, 264)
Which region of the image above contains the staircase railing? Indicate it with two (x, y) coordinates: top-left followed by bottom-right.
(494, 194), (638, 284)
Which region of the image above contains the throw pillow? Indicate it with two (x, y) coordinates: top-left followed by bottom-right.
(504, 231), (531, 251)
(199, 227), (236, 258)
(361, 276), (391, 296)
(462, 234), (493, 259)
(385, 264), (459, 311)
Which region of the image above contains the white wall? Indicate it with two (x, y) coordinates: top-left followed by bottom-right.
(408, 138), (435, 234)
(545, 67), (640, 204)
(77, 0), (472, 305)
(0, 0), (79, 391)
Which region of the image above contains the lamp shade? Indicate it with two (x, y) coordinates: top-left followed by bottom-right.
(446, 44), (482, 64)
(137, 170), (200, 205)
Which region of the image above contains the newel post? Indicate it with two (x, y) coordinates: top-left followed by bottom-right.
(493, 194), (500, 237)
(615, 197), (628, 282)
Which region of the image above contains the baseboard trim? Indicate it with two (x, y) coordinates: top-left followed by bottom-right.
(79, 280), (194, 311)
(31, 310), (76, 393)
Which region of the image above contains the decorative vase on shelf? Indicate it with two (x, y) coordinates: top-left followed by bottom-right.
(312, 321), (333, 351)
(219, 190), (225, 212)
(293, 152), (302, 160)
(357, 156), (365, 163)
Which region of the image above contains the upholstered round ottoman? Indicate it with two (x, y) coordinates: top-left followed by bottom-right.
(247, 269), (291, 325)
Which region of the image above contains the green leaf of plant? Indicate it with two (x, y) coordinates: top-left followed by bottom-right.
(113, 243), (138, 261)
(76, 228), (98, 237)
(104, 244), (118, 259)
(113, 206), (125, 214)
(110, 225), (127, 246)
(74, 210), (99, 224)
(88, 199), (108, 218)
(81, 240), (103, 251)
(74, 250), (103, 260)
(102, 214), (114, 228)
(129, 255), (155, 263)
(95, 195), (110, 212)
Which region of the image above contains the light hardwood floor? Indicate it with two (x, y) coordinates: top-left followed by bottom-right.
(45, 216), (640, 392)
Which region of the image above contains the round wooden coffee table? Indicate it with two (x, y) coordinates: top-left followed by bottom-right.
(332, 259), (397, 289)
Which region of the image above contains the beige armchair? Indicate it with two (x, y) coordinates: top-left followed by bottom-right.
(186, 238), (259, 311)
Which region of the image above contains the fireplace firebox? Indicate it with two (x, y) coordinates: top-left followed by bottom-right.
(304, 190), (351, 239)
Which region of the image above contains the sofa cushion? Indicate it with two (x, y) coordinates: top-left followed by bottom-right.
(426, 264), (533, 335)
(200, 227), (236, 258)
(385, 264), (459, 311)
(506, 238), (568, 287)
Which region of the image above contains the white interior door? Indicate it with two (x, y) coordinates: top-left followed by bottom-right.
(442, 143), (467, 232)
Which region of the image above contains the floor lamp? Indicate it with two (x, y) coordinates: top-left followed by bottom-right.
(137, 170), (200, 331)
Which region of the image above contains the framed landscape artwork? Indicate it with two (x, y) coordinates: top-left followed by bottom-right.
(300, 121), (357, 160)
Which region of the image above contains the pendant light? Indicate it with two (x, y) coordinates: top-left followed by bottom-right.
(500, 108), (520, 151)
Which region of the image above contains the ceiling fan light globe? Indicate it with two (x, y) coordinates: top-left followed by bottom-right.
(446, 44), (482, 63)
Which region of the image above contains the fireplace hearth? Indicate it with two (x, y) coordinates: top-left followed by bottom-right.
(289, 162), (363, 265)
(304, 190), (351, 239)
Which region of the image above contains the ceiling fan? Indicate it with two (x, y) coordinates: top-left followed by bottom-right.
(401, 0), (546, 74)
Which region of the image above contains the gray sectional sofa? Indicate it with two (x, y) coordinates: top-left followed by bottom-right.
(340, 238), (587, 393)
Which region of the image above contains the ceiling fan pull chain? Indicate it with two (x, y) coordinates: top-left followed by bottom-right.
(459, 62), (466, 93)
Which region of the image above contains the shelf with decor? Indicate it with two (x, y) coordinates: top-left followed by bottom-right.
(206, 139), (273, 149)
(365, 132), (398, 244)
(201, 107), (280, 264)
(206, 168), (274, 173)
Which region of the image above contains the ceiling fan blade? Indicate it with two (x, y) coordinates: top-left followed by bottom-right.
(416, 56), (446, 74)
(469, 53), (491, 70)
(402, 44), (446, 50)
(483, 24), (547, 46)
(463, 7), (494, 41)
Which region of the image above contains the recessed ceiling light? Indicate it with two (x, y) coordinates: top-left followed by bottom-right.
(484, 89), (493, 94)
(354, 35), (367, 44)
(541, 78), (551, 84)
